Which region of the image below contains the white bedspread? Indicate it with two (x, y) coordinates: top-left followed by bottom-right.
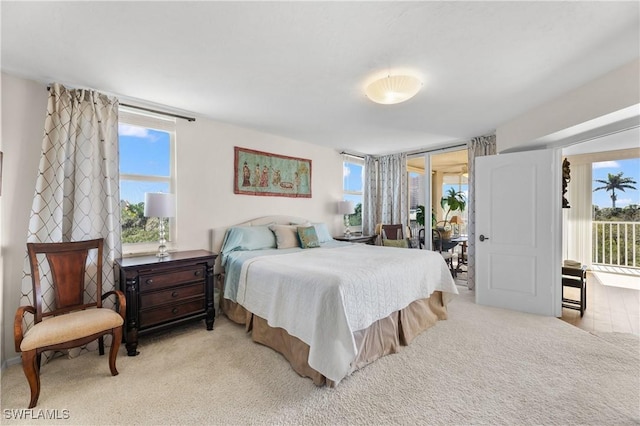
(236, 244), (458, 383)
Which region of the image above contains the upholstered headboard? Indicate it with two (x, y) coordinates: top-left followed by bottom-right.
(210, 215), (310, 274)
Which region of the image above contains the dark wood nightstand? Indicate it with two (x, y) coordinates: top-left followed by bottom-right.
(334, 235), (377, 245)
(114, 250), (216, 356)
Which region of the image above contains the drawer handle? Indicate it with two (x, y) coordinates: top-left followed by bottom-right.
(171, 291), (179, 298)
(146, 279), (153, 285)
(172, 308), (179, 315)
(194, 270), (201, 276)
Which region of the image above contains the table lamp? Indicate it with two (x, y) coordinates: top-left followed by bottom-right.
(144, 192), (175, 257)
(449, 215), (462, 237)
(337, 200), (355, 237)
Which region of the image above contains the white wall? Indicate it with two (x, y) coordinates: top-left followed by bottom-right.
(1, 73), (47, 367)
(0, 73), (343, 366)
(496, 59), (640, 153)
(174, 116), (344, 254)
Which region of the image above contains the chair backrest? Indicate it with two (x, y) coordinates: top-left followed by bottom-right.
(418, 228), (425, 249)
(27, 238), (104, 323)
(381, 224), (404, 240)
(432, 229), (444, 252)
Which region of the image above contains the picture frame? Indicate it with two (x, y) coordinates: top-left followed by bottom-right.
(234, 147), (311, 198)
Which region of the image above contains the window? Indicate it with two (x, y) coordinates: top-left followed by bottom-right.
(343, 158), (364, 228)
(119, 109), (176, 252)
(407, 155), (427, 229)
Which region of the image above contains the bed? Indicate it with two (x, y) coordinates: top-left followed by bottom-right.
(211, 215), (458, 386)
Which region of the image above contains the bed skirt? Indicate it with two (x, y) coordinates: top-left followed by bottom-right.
(221, 291), (448, 386)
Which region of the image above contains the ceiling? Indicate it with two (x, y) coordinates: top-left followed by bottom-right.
(408, 149), (468, 175)
(2, 2), (639, 156)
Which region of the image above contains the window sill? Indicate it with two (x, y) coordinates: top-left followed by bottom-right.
(121, 242), (176, 258)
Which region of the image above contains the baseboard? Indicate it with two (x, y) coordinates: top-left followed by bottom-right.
(1, 356), (22, 370)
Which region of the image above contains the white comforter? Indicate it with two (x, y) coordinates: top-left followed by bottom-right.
(236, 244), (458, 383)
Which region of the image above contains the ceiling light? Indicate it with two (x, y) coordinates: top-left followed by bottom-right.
(365, 75), (422, 105)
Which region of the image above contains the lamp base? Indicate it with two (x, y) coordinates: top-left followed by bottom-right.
(343, 214), (352, 238)
(156, 218), (169, 258)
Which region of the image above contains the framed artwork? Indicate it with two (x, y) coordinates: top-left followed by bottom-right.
(234, 147), (311, 198)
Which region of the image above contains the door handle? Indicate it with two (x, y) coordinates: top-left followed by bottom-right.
(479, 235), (489, 242)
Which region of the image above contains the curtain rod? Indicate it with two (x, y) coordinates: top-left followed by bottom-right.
(341, 142), (468, 160)
(339, 151), (365, 160)
(408, 143), (468, 156)
(46, 86), (196, 122)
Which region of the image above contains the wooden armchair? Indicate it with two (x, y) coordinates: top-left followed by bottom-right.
(14, 238), (126, 408)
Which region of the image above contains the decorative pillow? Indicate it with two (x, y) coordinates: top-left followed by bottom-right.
(312, 222), (333, 243)
(297, 226), (320, 249)
(269, 224), (300, 249)
(382, 239), (409, 248)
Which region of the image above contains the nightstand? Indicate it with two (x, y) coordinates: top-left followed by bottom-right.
(114, 250), (216, 356)
(334, 235), (377, 245)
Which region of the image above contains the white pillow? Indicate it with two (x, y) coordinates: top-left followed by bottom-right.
(269, 224), (300, 249)
(312, 223), (333, 243)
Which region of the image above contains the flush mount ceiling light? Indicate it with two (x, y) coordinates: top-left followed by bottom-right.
(365, 74), (422, 105)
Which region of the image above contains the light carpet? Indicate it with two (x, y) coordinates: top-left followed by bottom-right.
(2, 286), (639, 425)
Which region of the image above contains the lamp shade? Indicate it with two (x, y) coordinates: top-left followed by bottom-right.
(449, 215), (461, 224)
(337, 200), (355, 215)
(144, 192), (175, 218)
(365, 75), (422, 105)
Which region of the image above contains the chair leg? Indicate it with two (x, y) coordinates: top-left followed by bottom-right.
(108, 327), (122, 376)
(21, 350), (40, 408)
(98, 336), (105, 356)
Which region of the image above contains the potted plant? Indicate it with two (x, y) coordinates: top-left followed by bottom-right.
(438, 188), (466, 239)
(416, 205), (426, 227)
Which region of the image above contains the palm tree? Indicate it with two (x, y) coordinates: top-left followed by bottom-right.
(593, 172), (637, 209)
(440, 188), (466, 222)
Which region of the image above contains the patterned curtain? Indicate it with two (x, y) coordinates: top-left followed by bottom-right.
(20, 83), (121, 359)
(362, 153), (408, 241)
(362, 155), (378, 237)
(378, 153), (408, 227)
(466, 135), (496, 290)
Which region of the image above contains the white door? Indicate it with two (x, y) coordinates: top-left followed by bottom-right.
(475, 149), (562, 316)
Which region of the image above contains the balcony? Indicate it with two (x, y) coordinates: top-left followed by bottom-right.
(592, 221), (640, 276)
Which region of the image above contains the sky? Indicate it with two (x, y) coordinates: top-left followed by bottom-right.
(592, 158), (640, 208)
(343, 162), (363, 208)
(119, 124), (170, 204)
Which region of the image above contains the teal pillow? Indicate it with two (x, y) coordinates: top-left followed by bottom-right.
(382, 239), (409, 248)
(297, 226), (320, 249)
(220, 225), (276, 265)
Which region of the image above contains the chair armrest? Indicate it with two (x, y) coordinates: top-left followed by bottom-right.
(102, 290), (127, 321)
(14, 306), (36, 352)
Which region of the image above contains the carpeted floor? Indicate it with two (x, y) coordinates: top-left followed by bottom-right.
(2, 286), (639, 425)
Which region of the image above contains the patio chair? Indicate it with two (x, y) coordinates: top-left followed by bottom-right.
(432, 229), (456, 277)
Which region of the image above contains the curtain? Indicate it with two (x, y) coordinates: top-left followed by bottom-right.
(362, 155), (378, 237)
(466, 135), (496, 290)
(362, 153), (408, 241)
(563, 162), (592, 267)
(20, 83), (121, 359)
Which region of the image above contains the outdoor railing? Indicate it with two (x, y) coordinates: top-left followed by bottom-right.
(592, 221), (640, 269)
